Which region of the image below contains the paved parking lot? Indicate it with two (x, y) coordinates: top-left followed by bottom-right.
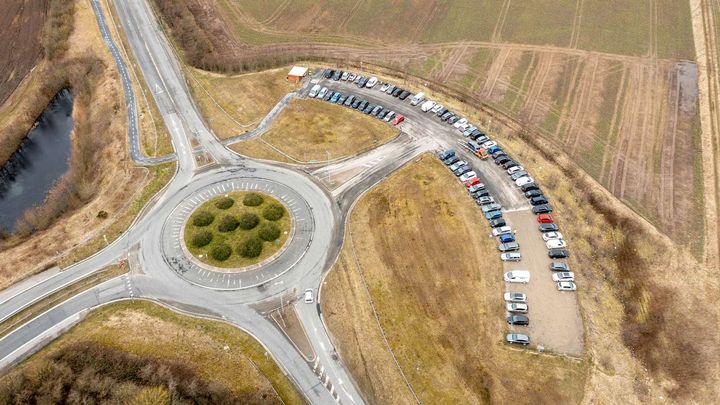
(315, 72), (584, 356)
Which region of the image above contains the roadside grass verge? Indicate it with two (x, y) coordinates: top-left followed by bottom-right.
(231, 98), (398, 163)
(0, 265), (126, 340)
(323, 155), (588, 404)
(0, 300), (304, 404)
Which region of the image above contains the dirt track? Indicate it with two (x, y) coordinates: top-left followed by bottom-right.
(0, 0), (47, 106)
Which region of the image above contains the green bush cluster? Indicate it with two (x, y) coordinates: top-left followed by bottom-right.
(210, 244), (232, 261)
(243, 193), (264, 207)
(192, 211), (214, 227)
(217, 215), (239, 232)
(262, 204), (285, 221)
(238, 213), (260, 230)
(191, 231), (213, 248)
(258, 222), (281, 242)
(238, 237), (263, 258)
(214, 197), (235, 210)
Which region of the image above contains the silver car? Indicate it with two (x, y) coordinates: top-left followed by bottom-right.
(506, 333), (530, 345)
(500, 252), (522, 262)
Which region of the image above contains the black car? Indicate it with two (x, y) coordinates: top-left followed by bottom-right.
(324, 69), (334, 79)
(530, 196), (548, 206)
(357, 101), (367, 110)
(532, 204), (553, 214)
(472, 189), (490, 199)
(398, 90), (411, 100)
(444, 156), (460, 166)
(441, 112), (453, 121)
(352, 99), (363, 109)
(333, 70), (343, 80)
(520, 183), (540, 192)
(344, 95), (355, 106)
(448, 115), (460, 124)
(548, 249), (569, 259)
(392, 88), (403, 97)
(490, 218), (506, 228)
(436, 108), (448, 117)
(492, 150), (506, 159)
(507, 315), (529, 326)
(323, 91), (334, 101)
(358, 77), (369, 87)
(539, 223), (559, 232)
(469, 129), (482, 138)
(363, 104), (375, 114)
(370, 106), (383, 116)
(503, 160), (519, 169)
(377, 109), (389, 119)
(495, 156), (511, 165)
(453, 165), (471, 176)
(525, 189), (543, 198)
(550, 262), (570, 272)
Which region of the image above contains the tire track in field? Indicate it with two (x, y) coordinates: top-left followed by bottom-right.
(599, 64), (629, 184)
(260, 0), (291, 25)
(658, 67), (681, 223)
(569, 0), (584, 49)
(491, 0), (512, 43)
(523, 53), (555, 122)
(481, 48), (511, 99)
(564, 56), (600, 156)
(553, 56), (584, 138)
(510, 52), (537, 111)
(436, 43), (469, 83)
(338, 0), (364, 32)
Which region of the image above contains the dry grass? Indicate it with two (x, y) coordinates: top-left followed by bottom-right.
(269, 305), (314, 360)
(229, 137), (294, 163)
(232, 98), (398, 163)
(2, 300), (304, 404)
(187, 67), (300, 139)
(323, 155), (587, 404)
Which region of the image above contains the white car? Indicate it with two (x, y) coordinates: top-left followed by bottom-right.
(557, 281), (577, 291)
(515, 176), (534, 187)
(492, 226), (513, 236)
(304, 288), (314, 303)
(506, 303), (528, 313)
(383, 111), (396, 122)
(504, 292), (527, 303)
(504, 270), (530, 283)
(449, 161), (467, 171)
(317, 87), (328, 99)
(380, 83), (390, 92)
(546, 239), (567, 249)
(420, 100), (436, 112)
(431, 104), (444, 114)
(542, 232), (564, 241)
(453, 118), (468, 128)
(507, 166), (524, 175)
(552, 272), (575, 282)
(341, 71), (350, 80)
(366, 77), (378, 88)
(459, 171), (477, 182)
(500, 252), (522, 262)
(309, 84), (321, 98)
(481, 140), (497, 149)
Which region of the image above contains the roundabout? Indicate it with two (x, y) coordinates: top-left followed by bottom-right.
(160, 175), (315, 290)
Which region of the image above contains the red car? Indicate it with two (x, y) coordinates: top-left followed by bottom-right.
(537, 214), (554, 223)
(392, 114), (405, 126)
(465, 177), (481, 188)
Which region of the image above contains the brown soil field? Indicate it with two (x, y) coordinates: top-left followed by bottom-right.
(0, 300), (303, 404)
(0, 0), (169, 288)
(324, 152), (719, 403)
(152, 0), (706, 257)
(0, 0), (47, 106)
(231, 98), (398, 163)
(323, 155), (588, 404)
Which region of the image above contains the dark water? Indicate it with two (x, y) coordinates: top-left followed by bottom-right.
(0, 89), (74, 233)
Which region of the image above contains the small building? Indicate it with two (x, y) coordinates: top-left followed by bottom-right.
(287, 66), (308, 82)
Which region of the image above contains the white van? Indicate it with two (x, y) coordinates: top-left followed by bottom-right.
(410, 92), (426, 106)
(309, 84), (321, 98)
(420, 100), (436, 112)
(504, 270), (530, 283)
(365, 77), (378, 88)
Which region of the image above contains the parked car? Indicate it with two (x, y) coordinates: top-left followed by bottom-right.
(323, 69), (334, 79)
(410, 92), (426, 106)
(477, 196), (494, 205)
(482, 203), (502, 213)
(552, 272), (575, 282)
(524, 189), (543, 198)
(482, 140), (498, 149)
(347, 72), (357, 81)
(506, 303), (528, 313)
(333, 70), (343, 80)
(420, 100), (436, 112)
(510, 171), (528, 181)
(385, 84), (395, 94)
(448, 115), (460, 125)
(502, 160), (519, 170)
(464, 177), (481, 188)
(440, 112), (453, 121)
(515, 177), (535, 187)
(468, 183), (486, 193)
(309, 84), (321, 97)
(471, 189), (490, 199)
(323, 91), (334, 101)
(499, 233), (515, 243)
(383, 111), (396, 122)
(453, 165), (472, 176)
(539, 223), (559, 232)
(532, 204), (553, 214)
(493, 226), (513, 236)
(304, 288), (314, 303)
(546, 239), (567, 249)
(459, 171), (477, 182)
(363, 103), (375, 114)
(504, 292), (527, 303)
(500, 252), (522, 261)
(520, 183), (540, 192)
(377, 109), (389, 119)
(436, 108), (449, 117)
(557, 281), (577, 291)
(444, 156), (460, 166)
(508, 166), (525, 175)
(370, 105), (383, 116)
(542, 232), (564, 241)
(507, 315), (530, 326)
(449, 161), (467, 171)
(392, 114), (405, 125)
(344, 95), (356, 106)
(506, 333), (530, 345)
(366, 77), (378, 87)
(504, 270), (530, 283)
(495, 156), (511, 165)
(341, 71), (349, 80)
(548, 249), (569, 259)
(453, 118), (468, 129)
(353, 75), (363, 84)
(498, 242), (520, 252)
(317, 87), (329, 99)
(431, 104), (444, 114)
(357, 76), (369, 87)
(550, 262), (570, 272)
(398, 90), (411, 100)
(392, 87), (403, 97)
(379, 83), (390, 92)
(537, 214), (554, 223)
(352, 99), (363, 109)
(490, 218), (507, 228)
(485, 210), (503, 220)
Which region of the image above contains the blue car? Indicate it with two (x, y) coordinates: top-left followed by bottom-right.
(499, 233), (515, 243)
(330, 92), (342, 103)
(485, 210), (503, 220)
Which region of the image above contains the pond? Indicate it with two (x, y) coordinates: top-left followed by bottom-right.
(0, 89), (74, 233)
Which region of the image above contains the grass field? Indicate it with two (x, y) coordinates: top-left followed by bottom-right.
(231, 98), (398, 162)
(184, 192), (291, 268)
(323, 155), (588, 404)
(0, 301), (303, 404)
